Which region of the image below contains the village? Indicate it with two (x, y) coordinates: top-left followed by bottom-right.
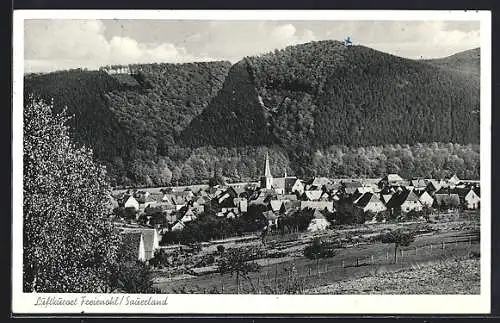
(109, 153), (480, 293)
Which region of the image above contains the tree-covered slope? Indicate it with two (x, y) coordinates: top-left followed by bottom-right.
(181, 41), (480, 149)
(424, 47), (480, 77)
(24, 61), (232, 184)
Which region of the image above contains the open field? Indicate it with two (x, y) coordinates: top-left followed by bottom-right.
(153, 225), (480, 294)
(306, 258), (480, 294)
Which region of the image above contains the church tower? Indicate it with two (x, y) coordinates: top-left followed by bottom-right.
(260, 152), (273, 189)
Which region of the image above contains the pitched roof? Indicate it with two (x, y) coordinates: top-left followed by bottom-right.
(272, 177), (300, 191)
(381, 194), (393, 203)
(304, 190), (323, 201)
(270, 200), (283, 212)
(355, 192), (383, 208)
(386, 190), (420, 209)
(122, 228), (157, 259)
(311, 177), (331, 188)
(300, 201), (334, 212)
(386, 174), (404, 182)
(411, 179), (427, 188)
(119, 231), (143, 261)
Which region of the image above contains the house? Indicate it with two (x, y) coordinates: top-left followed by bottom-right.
(303, 190), (323, 201)
(263, 210), (279, 229)
(179, 208), (197, 223)
(233, 198), (248, 213)
(418, 191), (434, 208)
(463, 189), (480, 209)
(308, 177), (331, 190)
(306, 210), (330, 232)
(279, 200), (301, 214)
(378, 174), (405, 188)
(448, 174), (461, 186)
(433, 193), (461, 211)
(341, 181), (365, 195)
(122, 194), (140, 211)
(121, 228), (160, 261)
(410, 179), (427, 192)
(386, 190), (423, 214)
(144, 201), (176, 216)
(270, 200), (283, 212)
(300, 201), (335, 213)
(277, 194), (298, 201)
(381, 193), (394, 204)
(426, 180), (442, 195)
(162, 194), (189, 210)
(446, 187), (481, 209)
(354, 192), (387, 213)
(272, 177), (304, 195)
(120, 231), (146, 262)
(171, 220), (186, 231)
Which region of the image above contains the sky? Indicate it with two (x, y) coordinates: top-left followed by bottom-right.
(24, 19), (480, 73)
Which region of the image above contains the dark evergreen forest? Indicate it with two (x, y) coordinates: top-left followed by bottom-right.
(24, 43), (480, 187)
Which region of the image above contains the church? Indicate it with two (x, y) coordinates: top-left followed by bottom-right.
(259, 153), (304, 195)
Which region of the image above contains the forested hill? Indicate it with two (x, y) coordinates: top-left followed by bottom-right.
(23, 45), (481, 187)
(424, 47), (480, 77)
(180, 41), (480, 149)
(24, 61), (232, 165)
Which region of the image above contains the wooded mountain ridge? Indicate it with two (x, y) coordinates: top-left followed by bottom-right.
(24, 43), (480, 186)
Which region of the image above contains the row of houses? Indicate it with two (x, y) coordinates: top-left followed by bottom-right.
(111, 154), (481, 258)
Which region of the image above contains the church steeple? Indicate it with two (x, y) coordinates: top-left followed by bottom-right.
(264, 152), (271, 177)
(260, 152), (273, 189)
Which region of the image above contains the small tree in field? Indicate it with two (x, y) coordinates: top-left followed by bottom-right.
(217, 246), (263, 294)
(380, 229), (415, 263)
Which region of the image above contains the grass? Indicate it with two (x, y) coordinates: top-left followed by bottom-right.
(306, 257), (480, 294)
(154, 229), (479, 294)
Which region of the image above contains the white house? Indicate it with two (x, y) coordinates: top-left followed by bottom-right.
(387, 190), (423, 213)
(400, 191), (423, 212)
(122, 228), (160, 261)
(120, 231), (146, 262)
(307, 210), (330, 232)
(354, 192), (387, 213)
(123, 195), (140, 211)
(418, 191), (434, 208)
(464, 189), (480, 209)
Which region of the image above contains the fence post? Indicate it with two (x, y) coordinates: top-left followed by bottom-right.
(415, 246), (418, 255)
(342, 260), (345, 268)
(469, 236), (472, 246)
(371, 255), (374, 265)
(356, 258), (359, 267)
(456, 240), (458, 246)
(386, 251), (389, 262)
(442, 241), (445, 250)
(430, 244), (433, 251)
(221, 282), (224, 294)
(325, 263), (328, 273)
(308, 267), (312, 276)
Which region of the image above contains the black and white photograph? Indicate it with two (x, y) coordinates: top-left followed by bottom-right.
(12, 10), (491, 314)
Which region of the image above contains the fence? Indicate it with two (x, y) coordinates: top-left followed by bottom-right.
(173, 233), (480, 294)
